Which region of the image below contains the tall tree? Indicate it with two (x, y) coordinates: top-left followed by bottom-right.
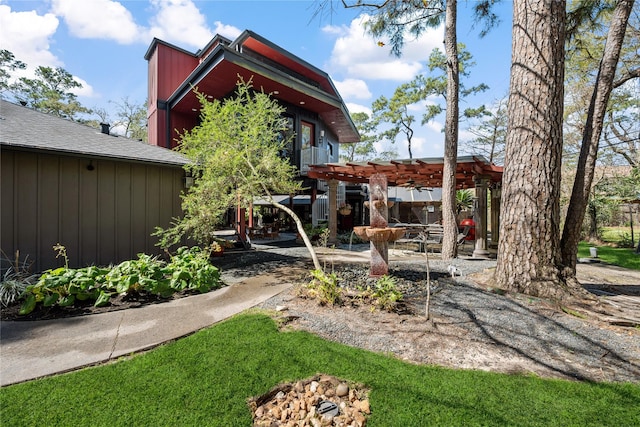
(495, 0), (568, 298)
(371, 81), (421, 159)
(372, 44), (489, 160)
(561, 0), (635, 277)
(112, 97), (148, 141)
(464, 96), (507, 164)
(340, 112), (390, 162)
(339, 0), (463, 258)
(0, 50), (25, 95)
(439, 0), (460, 260)
(11, 66), (91, 121)
(154, 79), (322, 270)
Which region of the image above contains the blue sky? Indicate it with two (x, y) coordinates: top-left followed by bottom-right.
(0, 0), (513, 159)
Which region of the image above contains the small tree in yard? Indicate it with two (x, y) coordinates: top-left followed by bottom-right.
(155, 79), (322, 270)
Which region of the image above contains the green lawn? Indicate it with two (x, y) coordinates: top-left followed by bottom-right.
(578, 241), (640, 270)
(2, 313), (638, 426)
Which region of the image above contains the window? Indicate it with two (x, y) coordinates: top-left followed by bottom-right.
(301, 121), (314, 149)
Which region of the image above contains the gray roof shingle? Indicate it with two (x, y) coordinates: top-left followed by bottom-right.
(0, 100), (188, 167)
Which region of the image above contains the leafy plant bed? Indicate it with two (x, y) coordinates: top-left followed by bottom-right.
(0, 287), (212, 321)
(1, 246), (224, 319)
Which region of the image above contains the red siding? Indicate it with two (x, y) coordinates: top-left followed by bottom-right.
(147, 43), (198, 147)
(155, 43), (198, 100)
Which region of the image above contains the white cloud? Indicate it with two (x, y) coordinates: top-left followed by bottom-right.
(71, 75), (96, 98)
(326, 14), (443, 81)
(346, 102), (372, 116)
(0, 5), (60, 68)
(51, 0), (143, 44)
(148, 0), (240, 49)
(334, 78), (371, 100)
(211, 21), (242, 40)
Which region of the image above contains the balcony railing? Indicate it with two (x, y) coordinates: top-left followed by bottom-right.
(300, 146), (329, 174)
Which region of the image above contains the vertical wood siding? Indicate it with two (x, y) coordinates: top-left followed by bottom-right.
(1, 150), (184, 272)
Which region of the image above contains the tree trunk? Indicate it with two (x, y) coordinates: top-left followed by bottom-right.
(560, 0), (635, 275)
(587, 202), (598, 241)
(440, 0), (459, 260)
(269, 199), (322, 271)
(495, 0), (567, 299)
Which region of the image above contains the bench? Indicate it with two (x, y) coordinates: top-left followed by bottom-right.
(393, 223), (443, 253)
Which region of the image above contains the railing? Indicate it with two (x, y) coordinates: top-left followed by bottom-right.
(300, 146), (329, 174)
(311, 183), (346, 227)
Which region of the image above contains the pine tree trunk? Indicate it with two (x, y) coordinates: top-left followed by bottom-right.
(495, 0), (567, 298)
(588, 202), (598, 241)
(560, 0), (634, 274)
(440, 0), (459, 260)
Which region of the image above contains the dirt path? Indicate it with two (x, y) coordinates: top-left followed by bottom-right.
(576, 262), (640, 327)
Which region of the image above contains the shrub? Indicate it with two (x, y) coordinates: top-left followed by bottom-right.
(305, 269), (342, 306)
(364, 275), (403, 312)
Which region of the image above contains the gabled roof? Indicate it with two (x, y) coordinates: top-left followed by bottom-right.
(0, 100), (188, 167)
(149, 30), (359, 143)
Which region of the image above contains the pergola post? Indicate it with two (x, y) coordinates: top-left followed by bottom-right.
(473, 177), (490, 258)
(490, 184), (501, 246)
(328, 179), (338, 245)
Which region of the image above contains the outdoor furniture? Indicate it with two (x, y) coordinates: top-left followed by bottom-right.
(262, 223), (279, 239)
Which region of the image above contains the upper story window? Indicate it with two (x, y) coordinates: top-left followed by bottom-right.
(301, 121), (314, 149)
(278, 116), (295, 162)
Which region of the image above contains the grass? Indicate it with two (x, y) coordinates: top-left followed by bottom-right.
(600, 226), (637, 244)
(578, 242), (640, 270)
(2, 313), (639, 426)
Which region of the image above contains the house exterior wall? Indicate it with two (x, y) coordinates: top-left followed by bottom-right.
(1, 149), (184, 272)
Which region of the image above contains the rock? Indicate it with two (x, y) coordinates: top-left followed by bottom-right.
(271, 407), (281, 419)
(324, 387), (335, 397)
(310, 381), (319, 392)
(255, 406), (264, 417)
(353, 411), (366, 426)
(276, 391), (286, 400)
(276, 305), (288, 311)
(336, 383), (349, 397)
(358, 399), (371, 414)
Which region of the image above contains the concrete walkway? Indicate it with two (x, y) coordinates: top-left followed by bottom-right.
(0, 233), (476, 387)
(0, 273), (292, 386)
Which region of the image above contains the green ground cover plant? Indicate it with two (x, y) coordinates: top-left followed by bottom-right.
(578, 242), (640, 270)
(1, 313), (638, 426)
(17, 246), (222, 315)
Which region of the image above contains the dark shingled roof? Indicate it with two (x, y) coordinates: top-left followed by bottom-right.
(0, 100), (188, 167)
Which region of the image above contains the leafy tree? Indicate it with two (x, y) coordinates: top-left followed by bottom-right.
(154, 79), (322, 270)
(561, 0), (636, 276)
(111, 97), (148, 141)
(463, 96), (507, 165)
(412, 44), (489, 126)
(339, 0), (464, 259)
(340, 112), (378, 162)
(11, 66), (91, 121)
(0, 49), (26, 95)
(371, 81), (421, 159)
(347, 0), (498, 260)
(371, 44), (488, 161)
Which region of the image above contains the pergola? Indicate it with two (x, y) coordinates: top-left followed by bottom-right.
(308, 155), (504, 258)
